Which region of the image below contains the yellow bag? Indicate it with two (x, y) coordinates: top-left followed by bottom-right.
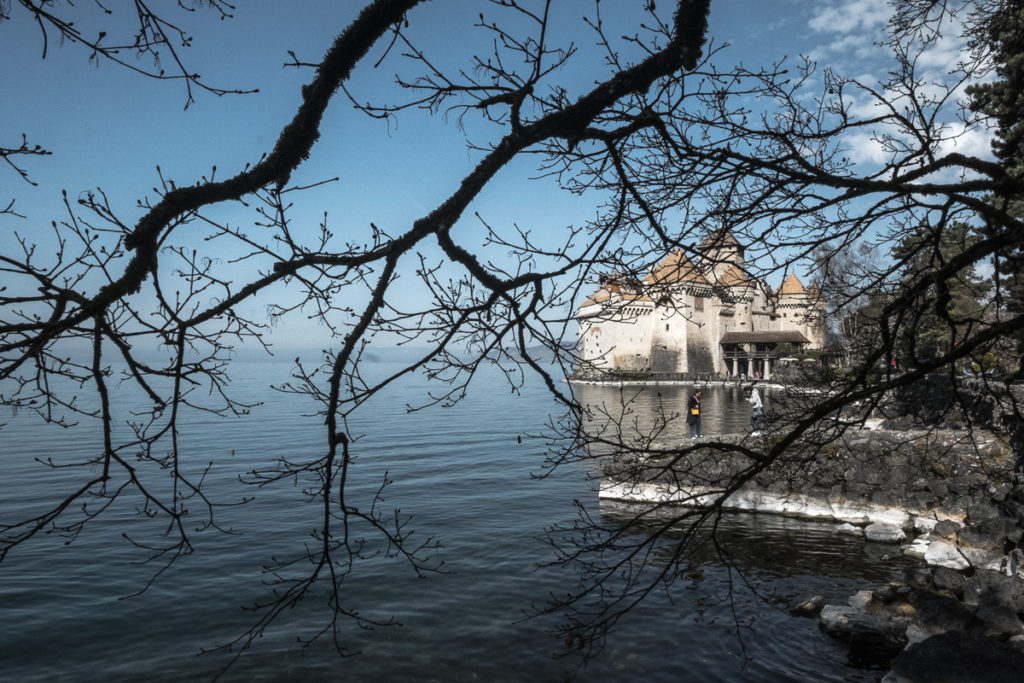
(691, 408), (699, 415)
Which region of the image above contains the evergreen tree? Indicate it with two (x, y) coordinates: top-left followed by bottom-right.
(969, 0), (1024, 373)
(968, 0), (1024, 180)
(892, 222), (992, 366)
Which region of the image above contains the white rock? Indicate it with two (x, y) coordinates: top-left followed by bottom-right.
(865, 522), (907, 543)
(1003, 548), (1023, 577)
(913, 516), (938, 533)
(902, 538), (930, 559)
(962, 547), (1005, 572)
(827, 499), (910, 527)
(924, 540), (970, 571)
(837, 522), (863, 536)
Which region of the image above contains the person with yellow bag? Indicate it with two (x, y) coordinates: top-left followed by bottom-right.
(686, 389), (702, 439)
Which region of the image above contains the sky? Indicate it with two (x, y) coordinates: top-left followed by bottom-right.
(0, 0), (992, 355)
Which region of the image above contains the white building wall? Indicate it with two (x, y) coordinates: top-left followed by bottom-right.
(576, 237), (826, 377)
(650, 291), (689, 373)
(578, 300), (656, 372)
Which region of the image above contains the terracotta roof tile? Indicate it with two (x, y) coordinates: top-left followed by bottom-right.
(580, 287), (611, 308)
(777, 273), (807, 295)
(717, 264), (751, 287)
(644, 251), (710, 286)
(581, 276), (640, 309)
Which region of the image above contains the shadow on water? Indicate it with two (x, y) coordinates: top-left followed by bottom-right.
(600, 500), (920, 582)
(566, 382), (921, 679)
(596, 501), (922, 680)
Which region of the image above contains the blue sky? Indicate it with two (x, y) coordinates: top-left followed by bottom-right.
(1, 1), (988, 353)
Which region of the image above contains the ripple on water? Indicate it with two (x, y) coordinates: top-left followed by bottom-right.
(2, 364), (916, 681)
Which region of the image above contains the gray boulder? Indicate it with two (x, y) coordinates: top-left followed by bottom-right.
(964, 571), (1024, 611)
(931, 567), (966, 595)
(889, 631), (1024, 683)
(790, 595), (825, 617)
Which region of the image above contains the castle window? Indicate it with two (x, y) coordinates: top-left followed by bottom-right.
(694, 296), (704, 311)
(665, 324), (670, 331)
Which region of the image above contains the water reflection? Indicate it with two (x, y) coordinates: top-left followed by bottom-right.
(572, 382), (773, 447)
(599, 500), (919, 581)
(593, 502), (918, 681)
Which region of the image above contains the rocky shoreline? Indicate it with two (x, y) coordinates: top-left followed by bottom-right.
(600, 426), (1024, 680)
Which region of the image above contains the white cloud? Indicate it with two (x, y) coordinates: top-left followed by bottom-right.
(843, 131), (889, 166)
(808, 0), (890, 34)
(804, 0), (997, 185)
(844, 86), (893, 119)
(937, 121), (995, 160)
(917, 33), (963, 71)
(806, 2), (893, 63)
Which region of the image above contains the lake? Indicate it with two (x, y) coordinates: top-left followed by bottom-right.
(0, 360), (916, 681)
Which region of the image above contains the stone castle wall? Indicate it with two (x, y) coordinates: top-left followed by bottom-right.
(577, 236), (826, 378)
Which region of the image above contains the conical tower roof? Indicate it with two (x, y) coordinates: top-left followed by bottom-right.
(644, 251), (710, 286)
(580, 279), (621, 308)
(717, 264), (752, 287)
(777, 273), (807, 295)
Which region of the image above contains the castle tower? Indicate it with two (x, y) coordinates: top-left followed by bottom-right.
(698, 231), (745, 285)
(644, 251), (713, 374)
(775, 274), (825, 350)
(577, 277), (655, 373)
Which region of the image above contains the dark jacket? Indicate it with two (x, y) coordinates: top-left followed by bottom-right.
(686, 394), (701, 424)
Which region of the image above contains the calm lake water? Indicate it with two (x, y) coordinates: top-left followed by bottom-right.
(0, 361), (916, 681)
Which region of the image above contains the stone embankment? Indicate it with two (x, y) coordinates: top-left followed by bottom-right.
(600, 424), (1024, 680)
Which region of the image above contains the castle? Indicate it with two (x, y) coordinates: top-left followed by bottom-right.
(576, 233), (826, 380)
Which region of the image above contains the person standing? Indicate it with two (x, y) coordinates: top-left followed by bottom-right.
(687, 389), (703, 439)
(745, 385), (763, 435)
